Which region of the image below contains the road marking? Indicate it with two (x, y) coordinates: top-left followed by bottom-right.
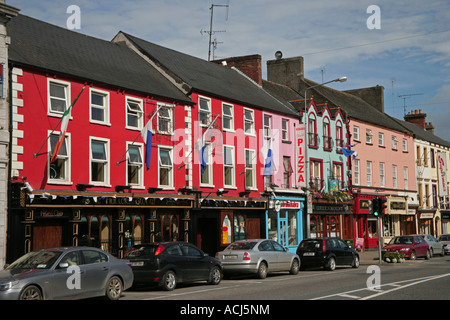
(143, 284), (242, 300)
(311, 272), (450, 300)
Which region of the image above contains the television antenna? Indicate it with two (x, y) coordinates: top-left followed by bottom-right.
(201, 2), (230, 61)
(398, 93), (423, 115)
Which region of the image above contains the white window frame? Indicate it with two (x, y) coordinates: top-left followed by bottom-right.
(282, 119), (289, 141)
(354, 159), (360, 185)
(244, 108), (255, 136)
(89, 137), (110, 186)
(223, 145), (235, 188)
(126, 97), (144, 130)
(48, 78), (71, 117)
(366, 161), (372, 187)
(366, 129), (373, 144)
(89, 88), (110, 126)
(127, 142), (144, 188)
(245, 149), (256, 189)
(157, 103), (173, 135)
(199, 96), (212, 128)
(200, 143), (213, 187)
(392, 136), (398, 150)
(353, 126), (360, 142)
(48, 131), (71, 185)
(379, 162), (385, 187)
(392, 164), (398, 189)
(158, 146), (174, 189)
(378, 132), (384, 147)
(263, 114), (272, 142)
(403, 166), (409, 190)
(222, 103), (234, 132)
(402, 138), (408, 152)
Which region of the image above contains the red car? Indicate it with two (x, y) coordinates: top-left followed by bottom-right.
(382, 235), (431, 260)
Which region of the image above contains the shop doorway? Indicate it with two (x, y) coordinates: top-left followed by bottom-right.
(33, 221), (62, 250)
(197, 217), (219, 257)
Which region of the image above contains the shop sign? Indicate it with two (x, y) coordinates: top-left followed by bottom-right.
(280, 201), (301, 209)
(441, 211), (450, 220)
(295, 126), (306, 189)
(39, 209), (64, 218)
(436, 152), (449, 198)
(313, 204), (350, 213)
(390, 201), (405, 210)
(420, 213), (434, 219)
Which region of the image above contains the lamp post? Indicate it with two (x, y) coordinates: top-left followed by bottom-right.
(304, 77), (347, 238)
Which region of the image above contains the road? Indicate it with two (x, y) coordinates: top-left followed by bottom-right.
(122, 255), (450, 301)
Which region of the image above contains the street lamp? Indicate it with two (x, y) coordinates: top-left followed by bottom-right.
(304, 77), (347, 238)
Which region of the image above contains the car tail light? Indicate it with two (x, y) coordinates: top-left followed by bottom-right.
(322, 240), (327, 253)
(215, 253), (219, 260)
(243, 252), (251, 261)
(154, 245), (165, 256)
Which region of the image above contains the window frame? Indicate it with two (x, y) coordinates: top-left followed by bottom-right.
(223, 145), (235, 188)
(48, 78), (71, 117)
(199, 96), (212, 128)
(245, 149), (256, 189)
(48, 131), (71, 185)
(244, 108), (255, 136)
(126, 96), (144, 130)
(127, 142), (144, 188)
(222, 103), (234, 132)
(158, 146), (174, 189)
(89, 137), (110, 186)
(89, 88), (110, 126)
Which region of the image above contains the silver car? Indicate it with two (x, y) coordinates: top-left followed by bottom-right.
(0, 247), (133, 300)
(215, 239), (300, 279)
(420, 234), (445, 256)
(438, 234), (450, 255)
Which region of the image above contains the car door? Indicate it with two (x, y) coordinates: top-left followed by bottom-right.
(258, 240), (278, 271)
(414, 236), (428, 257)
(428, 235), (442, 254)
(51, 250), (84, 299)
(80, 249), (110, 295)
(337, 239), (353, 264)
(271, 240), (291, 270)
(328, 238), (345, 265)
(181, 244), (209, 281)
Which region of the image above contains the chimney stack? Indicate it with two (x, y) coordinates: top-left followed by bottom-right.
(404, 109), (427, 129)
(267, 56), (304, 92)
(213, 54), (263, 86)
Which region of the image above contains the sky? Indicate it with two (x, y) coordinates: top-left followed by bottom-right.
(8, 0), (450, 142)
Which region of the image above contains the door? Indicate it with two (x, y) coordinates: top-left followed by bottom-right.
(271, 240), (291, 270)
(80, 249), (110, 294)
(33, 221), (62, 250)
(328, 238), (346, 265)
(278, 214), (289, 248)
(337, 238), (354, 264)
(52, 250), (84, 299)
(180, 244), (209, 281)
(258, 240), (279, 271)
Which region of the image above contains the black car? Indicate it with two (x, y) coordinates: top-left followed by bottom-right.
(124, 242), (222, 291)
(296, 237), (360, 271)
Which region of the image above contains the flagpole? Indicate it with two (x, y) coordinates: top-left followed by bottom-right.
(33, 86), (85, 158)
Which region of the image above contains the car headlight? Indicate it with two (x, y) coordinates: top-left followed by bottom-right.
(0, 281), (19, 291)
(400, 248), (410, 252)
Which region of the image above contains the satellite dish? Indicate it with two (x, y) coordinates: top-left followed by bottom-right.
(275, 51), (283, 60)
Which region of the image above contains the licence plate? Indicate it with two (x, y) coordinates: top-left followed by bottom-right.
(131, 261), (144, 266)
(224, 255), (237, 259)
(303, 252), (315, 256)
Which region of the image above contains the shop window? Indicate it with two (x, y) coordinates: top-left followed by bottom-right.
(161, 215), (179, 242)
(234, 215), (246, 241)
(288, 211), (298, 246)
(222, 215), (232, 244)
(268, 211), (278, 241)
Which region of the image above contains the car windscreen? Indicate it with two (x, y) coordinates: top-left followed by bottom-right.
(125, 245), (160, 258)
(439, 235), (450, 241)
(389, 236), (413, 245)
(225, 242), (257, 250)
(7, 250), (62, 269)
(299, 240), (322, 250)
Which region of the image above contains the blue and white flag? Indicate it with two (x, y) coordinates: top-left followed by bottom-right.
(341, 147), (358, 160)
(263, 148), (273, 177)
(141, 120), (153, 170)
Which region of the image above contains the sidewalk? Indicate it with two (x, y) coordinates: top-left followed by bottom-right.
(358, 249), (383, 265)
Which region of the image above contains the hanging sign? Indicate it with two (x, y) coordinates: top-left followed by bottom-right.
(295, 126), (306, 189)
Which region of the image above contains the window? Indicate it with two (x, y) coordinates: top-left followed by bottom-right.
(416, 146), (422, 165)
(127, 144), (143, 187)
(335, 122), (343, 149)
(378, 132), (384, 147)
(332, 163), (343, 190)
(200, 143), (212, 186)
(366, 129), (373, 144)
(403, 166), (409, 190)
(82, 250), (108, 264)
(245, 149), (256, 189)
(323, 118), (331, 150)
(353, 126), (360, 141)
(222, 103), (234, 131)
(423, 147), (428, 166)
(392, 165), (398, 189)
(392, 136), (398, 150)
(310, 160), (322, 190)
(379, 162), (385, 187)
(283, 156), (293, 188)
(263, 115), (272, 143)
(308, 114), (318, 147)
(48, 133), (70, 183)
(90, 89), (109, 124)
(282, 119), (289, 141)
(402, 138), (408, 152)
(157, 104), (173, 134)
(431, 148), (435, 168)
(199, 97), (211, 127)
(354, 159), (360, 185)
(126, 97), (143, 129)
(159, 147), (173, 188)
(48, 79), (70, 116)
(366, 161), (372, 187)
(90, 138), (109, 185)
(223, 146), (235, 187)
(244, 108), (255, 135)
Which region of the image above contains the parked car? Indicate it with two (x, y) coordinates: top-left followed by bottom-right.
(0, 247), (133, 300)
(382, 235), (430, 260)
(296, 237), (360, 271)
(215, 239), (300, 279)
(420, 234), (445, 256)
(124, 242), (222, 291)
(438, 234), (450, 255)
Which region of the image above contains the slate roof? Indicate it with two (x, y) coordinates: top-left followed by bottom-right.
(7, 14), (193, 105)
(390, 117), (450, 148)
(117, 32), (298, 117)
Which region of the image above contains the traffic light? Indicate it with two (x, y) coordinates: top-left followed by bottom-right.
(379, 197), (387, 216)
(372, 197), (380, 217)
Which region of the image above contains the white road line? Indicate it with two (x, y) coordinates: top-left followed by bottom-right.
(143, 284), (242, 300)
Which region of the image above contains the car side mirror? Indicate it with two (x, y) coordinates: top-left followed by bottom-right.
(3, 264), (9, 269)
(59, 262), (69, 269)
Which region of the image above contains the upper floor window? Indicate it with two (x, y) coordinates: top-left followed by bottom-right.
(310, 159), (323, 191)
(244, 108), (255, 135)
(392, 165), (398, 189)
(199, 97), (211, 127)
(308, 114), (318, 148)
(159, 147), (173, 188)
(283, 156), (293, 188)
(48, 79), (70, 116)
(48, 133), (70, 183)
(200, 143), (213, 186)
(378, 132), (384, 147)
(353, 126), (360, 142)
(126, 97), (143, 129)
(323, 118), (331, 151)
(366, 161), (372, 187)
(354, 159), (360, 185)
(90, 89), (109, 125)
(222, 103), (234, 131)
(392, 136), (398, 150)
(127, 143), (144, 187)
(282, 119), (289, 141)
(366, 129), (373, 144)
(379, 162), (385, 187)
(245, 149), (256, 189)
(335, 121), (343, 150)
(402, 138), (408, 152)
(157, 104), (173, 134)
(90, 138), (109, 185)
(223, 145), (235, 188)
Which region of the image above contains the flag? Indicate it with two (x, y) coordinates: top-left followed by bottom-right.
(50, 87), (84, 163)
(263, 148), (273, 177)
(199, 145), (207, 174)
(141, 119), (153, 170)
(340, 147), (358, 160)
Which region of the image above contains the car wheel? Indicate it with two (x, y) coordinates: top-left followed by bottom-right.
(105, 276), (123, 300)
(160, 270), (177, 291)
(425, 249), (431, 260)
(289, 259), (300, 275)
(19, 285), (42, 300)
(352, 255), (360, 268)
(409, 250), (416, 260)
(208, 266), (222, 285)
(257, 262), (268, 279)
(326, 257), (336, 271)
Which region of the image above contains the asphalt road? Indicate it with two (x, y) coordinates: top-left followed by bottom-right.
(121, 254), (450, 302)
